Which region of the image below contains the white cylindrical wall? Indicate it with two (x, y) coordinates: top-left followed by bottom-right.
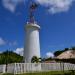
(24, 23), (40, 63)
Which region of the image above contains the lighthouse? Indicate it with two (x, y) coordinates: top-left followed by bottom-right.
(24, 3), (40, 63)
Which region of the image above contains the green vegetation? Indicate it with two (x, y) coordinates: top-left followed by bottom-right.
(0, 46), (75, 65)
(54, 48), (69, 57)
(31, 56), (41, 63)
(2, 71), (75, 75)
(2, 73), (13, 75)
(0, 51), (23, 65)
(31, 56), (39, 63)
(54, 47), (75, 57)
(71, 46), (75, 50)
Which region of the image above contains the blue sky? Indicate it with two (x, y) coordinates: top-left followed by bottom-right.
(0, 0), (75, 57)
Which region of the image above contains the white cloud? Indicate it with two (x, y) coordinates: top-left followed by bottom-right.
(14, 48), (24, 56)
(9, 41), (18, 46)
(2, 0), (24, 12)
(35, 0), (75, 14)
(2, 0), (75, 13)
(0, 37), (6, 46)
(46, 52), (54, 58)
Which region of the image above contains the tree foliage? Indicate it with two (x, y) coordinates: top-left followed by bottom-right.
(0, 50), (23, 65)
(64, 48), (69, 51)
(71, 46), (75, 50)
(54, 47), (71, 57)
(31, 56), (39, 63)
(54, 50), (64, 57)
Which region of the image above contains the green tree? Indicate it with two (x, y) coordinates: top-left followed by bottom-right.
(31, 56), (39, 63)
(54, 48), (70, 57)
(64, 48), (69, 51)
(54, 50), (63, 57)
(0, 50), (23, 65)
(71, 46), (75, 50)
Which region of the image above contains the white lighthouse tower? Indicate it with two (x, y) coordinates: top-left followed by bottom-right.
(24, 3), (40, 63)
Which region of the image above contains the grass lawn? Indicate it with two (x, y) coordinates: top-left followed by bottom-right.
(2, 71), (75, 75)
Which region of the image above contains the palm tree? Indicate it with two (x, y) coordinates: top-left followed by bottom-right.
(31, 56), (39, 63)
